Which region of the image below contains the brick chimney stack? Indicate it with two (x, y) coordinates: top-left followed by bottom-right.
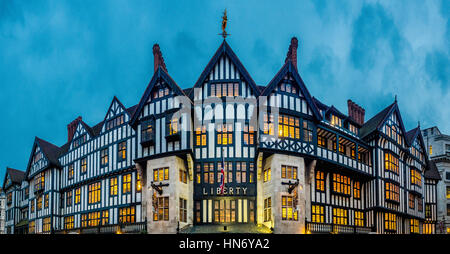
(285, 37), (298, 70)
(153, 44), (167, 73)
(347, 100), (365, 126)
(67, 116), (82, 142)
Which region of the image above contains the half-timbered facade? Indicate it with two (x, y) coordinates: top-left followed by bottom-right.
(2, 34), (441, 234)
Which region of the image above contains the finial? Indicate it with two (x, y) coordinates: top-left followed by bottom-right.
(418, 121), (420, 127)
(394, 94), (397, 102)
(219, 9), (230, 39)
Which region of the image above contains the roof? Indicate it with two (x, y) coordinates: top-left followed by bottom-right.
(405, 127), (420, 146)
(425, 160), (441, 180)
(36, 137), (63, 167)
(188, 40), (260, 98)
(6, 168), (25, 184)
(130, 66), (191, 128)
(359, 102), (396, 138)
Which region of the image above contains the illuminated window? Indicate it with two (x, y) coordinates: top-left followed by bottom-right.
(318, 135), (326, 148)
(303, 120), (313, 142)
(263, 113), (275, 135)
(110, 177), (118, 196)
(81, 211), (102, 227)
(203, 163), (214, 184)
(411, 168), (422, 186)
(217, 124), (233, 145)
(351, 147), (356, 159)
(263, 168), (271, 183)
(249, 163), (255, 183)
(195, 126), (207, 146)
(385, 182), (400, 203)
(315, 171), (325, 192)
(278, 115), (300, 139)
(117, 141), (127, 162)
(31, 199), (35, 213)
(423, 223), (433, 234)
(211, 83), (239, 97)
(331, 115), (342, 127)
(264, 197), (272, 222)
(43, 217), (51, 233)
(179, 198), (187, 223)
(349, 124), (358, 134)
(122, 173), (131, 194)
(281, 196), (298, 221)
(281, 165), (297, 180)
(353, 181), (361, 199)
(154, 197), (169, 221)
(100, 148), (108, 167)
(234, 162), (245, 183)
(75, 188), (81, 204)
(44, 193), (49, 208)
(355, 211), (364, 227)
(29, 220), (36, 234)
(119, 206), (136, 224)
(429, 145), (432, 155)
(88, 182), (101, 204)
(136, 172), (142, 192)
(332, 208), (348, 225)
(410, 219), (419, 234)
(168, 117), (178, 136)
(338, 142), (345, 154)
(37, 195), (43, 210)
(68, 164), (74, 180)
(279, 83), (297, 94)
(153, 167), (169, 182)
(64, 216), (74, 230)
(152, 86), (170, 99)
(80, 157), (87, 174)
(102, 210), (109, 225)
(447, 186), (450, 199)
(66, 191), (72, 207)
(195, 164), (201, 184)
(312, 205), (324, 223)
(332, 173), (351, 195)
(384, 151), (399, 174)
(179, 168), (187, 184)
(243, 124), (255, 145)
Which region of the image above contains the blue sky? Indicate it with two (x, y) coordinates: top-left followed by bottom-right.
(0, 0), (449, 180)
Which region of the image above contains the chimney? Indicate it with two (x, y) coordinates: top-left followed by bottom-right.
(67, 116), (82, 142)
(285, 37), (298, 70)
(153, 44), (167, 73)
(347, 100), (365, 126)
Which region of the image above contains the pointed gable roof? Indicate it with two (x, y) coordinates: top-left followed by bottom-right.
(425, 160), (441, 180)
(99, 96), (136, 133)
(3, 167), (25, 189)
(359, 101), (407, 139)
(188, 40), (261, 98)
(25, 137), (63, 179)
(406, 126), (421, 147)
(35, 137), (63, 168)
(130, 66), (190, 128)
(261, 60), (322, 120)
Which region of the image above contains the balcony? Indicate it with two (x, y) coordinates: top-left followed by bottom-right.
(56, 222), (147, 234)
(316, 147), (372, 175)
(306, 222), (373, 234)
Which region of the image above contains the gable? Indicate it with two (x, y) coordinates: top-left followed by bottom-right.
(101, 97), (131, 133)
(25, 141), (49, 179)
(70, 121), (91, 150)
(379, 104), (407, 146)
(130, 67), (189, 128)
(261, 61), (321, 120)
(189, 40), (260, 99)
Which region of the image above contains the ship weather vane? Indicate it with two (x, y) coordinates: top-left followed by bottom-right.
(219, 9), (230, 39)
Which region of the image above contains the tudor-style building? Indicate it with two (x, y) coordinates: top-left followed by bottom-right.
(2, 34), (441, 234)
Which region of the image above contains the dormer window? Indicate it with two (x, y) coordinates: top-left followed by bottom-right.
(106, 114), (125, 131)
(331, 115), (342, 127)
(349, 124), (358, 134)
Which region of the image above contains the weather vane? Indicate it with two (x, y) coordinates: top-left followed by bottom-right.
(219, 9), (229, 39)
